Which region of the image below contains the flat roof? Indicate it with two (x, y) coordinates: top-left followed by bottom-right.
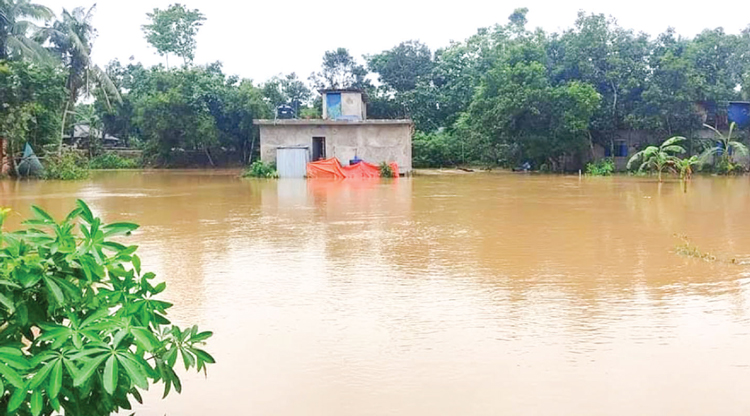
(254, 119), (413, 126)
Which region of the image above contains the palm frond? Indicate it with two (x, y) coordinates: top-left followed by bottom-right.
(90, 64), (122, 107)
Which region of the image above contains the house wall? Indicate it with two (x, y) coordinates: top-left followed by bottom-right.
(322, 91), (366, 120)
(259, 123), (413, 173)
(340, 92), (365, 120)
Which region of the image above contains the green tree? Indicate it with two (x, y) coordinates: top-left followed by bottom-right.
(627, 136), (686, 181)
(367, 40), (433, 93)
(43, 6), (120, 155)
(309, 48), (370, 90)
(459, 39), (601, 169)
(142, 3), (205, 68)
(0, 0), (53, 61)
(0, 60), (66, 174)
(0, 201), (214, 416)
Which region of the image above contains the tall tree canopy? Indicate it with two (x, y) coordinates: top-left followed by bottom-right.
(142, 3), (205, 67)
(309, 48), (370, 90)
(0, 0), (53, 61)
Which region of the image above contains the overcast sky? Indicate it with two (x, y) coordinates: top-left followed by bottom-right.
(42, 0), (750, 84)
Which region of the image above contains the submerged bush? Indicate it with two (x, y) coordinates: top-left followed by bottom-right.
(242, 160), (278, 178)
(0, 201), (215, 416)
(585, 158), (614, 176)
(379, 162), (395, 178)
(42, 150), (90, 180)
(89, 153), (140, 169)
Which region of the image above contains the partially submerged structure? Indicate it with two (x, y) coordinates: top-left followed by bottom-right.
(256, 89), (413, 177)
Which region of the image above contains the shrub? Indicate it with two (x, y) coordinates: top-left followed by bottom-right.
(379, 162), (395, 178)
(0, 201), (214, 416)
(89, 153), (141, 169)
(586, 158), (615, 176)
(412, 130), (463, 168)
(42, 150), (89, 180)
(242, 160), (277, 178)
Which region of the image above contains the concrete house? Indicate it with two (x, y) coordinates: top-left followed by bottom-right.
(255, 89), (413, 177)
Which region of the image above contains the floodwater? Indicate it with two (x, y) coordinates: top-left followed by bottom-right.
(2, 171), (750, 415)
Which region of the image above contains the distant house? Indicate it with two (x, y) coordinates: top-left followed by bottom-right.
(255, 89), (413, 177)
(64, 124), (122, 148)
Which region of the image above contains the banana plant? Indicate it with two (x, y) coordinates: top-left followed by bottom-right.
(627, 136), (687, 182)
(699, 122), (749, 171)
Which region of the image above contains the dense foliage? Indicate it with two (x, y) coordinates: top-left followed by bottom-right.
(0, 201), (214, 415)
(89, 153), (140, 170)
(42, 149), (89, 180)
(2, 3), (750, 173)
(242, 160), (277, 178)
(586, 159), (614, 176)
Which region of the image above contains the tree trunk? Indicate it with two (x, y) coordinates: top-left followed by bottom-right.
(248, 134), (257, 164)
(658, 169), (662, 182)
(204, 147), (215, 167)
(588, 131), (595, 160)
(59, 101), (70, 156)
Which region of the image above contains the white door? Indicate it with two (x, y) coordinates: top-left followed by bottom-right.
(276, 148), (309, 178)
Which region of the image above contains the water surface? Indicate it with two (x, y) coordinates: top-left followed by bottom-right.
(2, 171), (750, 415)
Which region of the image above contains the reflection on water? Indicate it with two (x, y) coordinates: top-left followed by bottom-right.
(3, 171), (750, 415)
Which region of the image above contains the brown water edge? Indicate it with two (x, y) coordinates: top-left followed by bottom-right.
(2, 171), (750, 415)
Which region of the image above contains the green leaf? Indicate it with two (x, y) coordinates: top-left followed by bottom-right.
(180, 347), (195, 370)
(191, 331), (213, 343)
(102, 222), (139, 237)
(132, 254), (141, 275)
(130, 327), (160, 351)
(29, 360), (55, 389)
(76, 199), (94, 223)
(0, 362), (24, 388)
(30, 389), (42, 416)
(192, 348), (216, 365)
(43, 276), (65, 304)
(73, 354), (108, 386)
(153, 282), (167, 294)
(0, 376), (4, 395)
(0, 293), (15, 314)
(31, 205), (55, 223)
(8, 386), (27, 413)
(48, 360), (62, 399)
(103, 355), (118, 394)
(117, 355), (148, 390)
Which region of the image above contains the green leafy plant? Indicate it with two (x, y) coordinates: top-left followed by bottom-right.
(585, 158), (614, 176)
(627, 136), (686, 182)
(89, 153), (140, 170)
(242, 160), (277, 178)
(0, 201), (214, 416)
(378, 162), (395, 178)
(699, 122), (749, 174)
(42, 149), (90, 180)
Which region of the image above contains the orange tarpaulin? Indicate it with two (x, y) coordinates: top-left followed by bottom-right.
(307, 158), (398, 179)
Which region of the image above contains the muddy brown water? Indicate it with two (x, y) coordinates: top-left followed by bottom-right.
(2, 170), (750, 415)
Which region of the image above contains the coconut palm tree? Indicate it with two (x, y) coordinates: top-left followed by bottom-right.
(0, 0), (54, 61)
(39, 6), (119, 154)
(699, 122), (749, 172)
(627, 136), (686, 182)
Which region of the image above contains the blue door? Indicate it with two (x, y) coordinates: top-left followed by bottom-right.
(326, 93), (341, 120)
